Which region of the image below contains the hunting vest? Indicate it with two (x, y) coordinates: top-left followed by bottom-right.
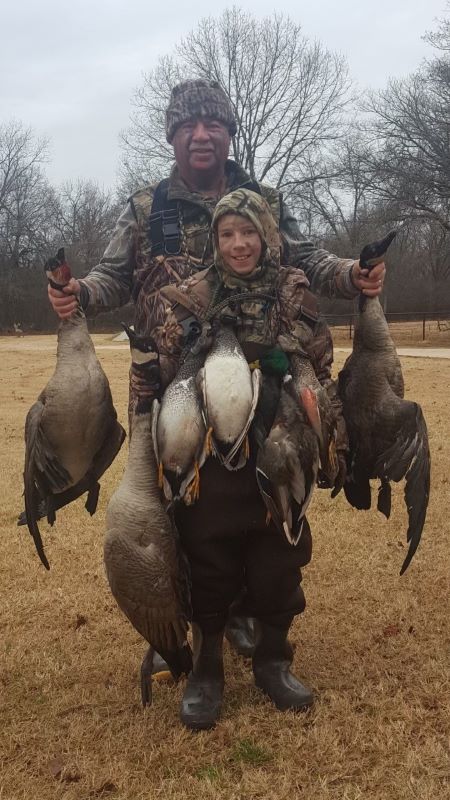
(131, 174), (282, 340)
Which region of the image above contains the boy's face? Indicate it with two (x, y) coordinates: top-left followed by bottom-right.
(217, 214), (262, 276)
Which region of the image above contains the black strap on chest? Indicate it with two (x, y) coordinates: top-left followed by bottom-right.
(148, 177), (263, 258)
(148, 179), (182, 256)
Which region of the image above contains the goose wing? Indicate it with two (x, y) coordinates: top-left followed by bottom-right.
(373, 398), (430, 575)
(104, 528), (191, 654)
(343, 386), (430, 574)
(24, 399), (73, 569)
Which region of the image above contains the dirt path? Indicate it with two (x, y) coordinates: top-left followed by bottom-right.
(2, 335), (450, 359)
(336, 346), (450, 359)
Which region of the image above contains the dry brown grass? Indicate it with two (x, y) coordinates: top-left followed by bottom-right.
(1, 334), (449, 800)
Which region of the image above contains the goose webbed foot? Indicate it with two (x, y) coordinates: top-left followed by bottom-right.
(140, 646), (155, 707)
(85, 482), (100, 515)
(377, 480), (391, 518)
(140, 644), (193, 707)
(17, 499), (47, 526)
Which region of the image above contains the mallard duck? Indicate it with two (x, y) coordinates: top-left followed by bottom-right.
(338, 231), (430, 574)
(289, 353), (339, 489)
(21, 249), (126, 569)
(152, 349), (208, 505)
(197, 324), (261, 470)
(104, 330), (192, 705)
(255, 376), (319, 545)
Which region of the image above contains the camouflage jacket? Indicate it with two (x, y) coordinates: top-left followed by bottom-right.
(79, 160), (357, 315)
(148, 263), (348, 454)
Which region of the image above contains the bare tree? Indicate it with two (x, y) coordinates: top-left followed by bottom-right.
(290, 133), (381, 245)
(119, 8), (351, 196)
(362, 8), (450, 233)
(51, 180), (121, 272)
(0, 120), (51, 268)
(424, 2), (450, 51)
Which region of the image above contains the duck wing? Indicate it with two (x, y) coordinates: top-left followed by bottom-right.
(222, 367), (262, 470)
(256, 390), (318, 546)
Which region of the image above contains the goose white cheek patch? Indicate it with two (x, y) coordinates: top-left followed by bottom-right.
(131, 348), (158, 366)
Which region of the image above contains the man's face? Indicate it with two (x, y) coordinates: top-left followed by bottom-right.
(172, 118), (231, 180)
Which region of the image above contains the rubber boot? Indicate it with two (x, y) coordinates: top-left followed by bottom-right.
(253, 622), (313, 711)
(180, 622), (224, 731)
(225, 615), (256, 658)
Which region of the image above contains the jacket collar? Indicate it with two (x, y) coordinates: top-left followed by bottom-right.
(166, 160), (256, 205)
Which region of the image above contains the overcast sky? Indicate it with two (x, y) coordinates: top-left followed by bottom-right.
(2, 0), (447, 190)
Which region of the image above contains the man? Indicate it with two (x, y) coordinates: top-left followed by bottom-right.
(48, 79), (385, 717)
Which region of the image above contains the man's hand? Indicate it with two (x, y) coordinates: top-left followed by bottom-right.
(48, 278), (81, 319)
(351, 260), (386, 297)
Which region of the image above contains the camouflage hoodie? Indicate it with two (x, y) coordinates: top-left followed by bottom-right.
(147, 189), (348, 459)
(78, 160), (357, 317)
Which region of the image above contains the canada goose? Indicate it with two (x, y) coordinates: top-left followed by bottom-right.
(21, 249), (126, 569)
(104, 329), (192, 706)
(338, 232), (431, 574)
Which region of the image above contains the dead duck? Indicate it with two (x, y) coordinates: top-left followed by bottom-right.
(197, 324), (261, 469)
(152, 349), (208, 506)
(21, 249), (126, 569)
(255, 376), (320, 546)
(289, 353), (339, 489)
(104, 329), (192, 706)
(338, 231), (430, 574)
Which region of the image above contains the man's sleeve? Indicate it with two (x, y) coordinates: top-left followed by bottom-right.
(79, 202), (138, 314)
(280, 198), (358, 301)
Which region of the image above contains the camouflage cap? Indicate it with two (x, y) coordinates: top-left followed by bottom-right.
(166, 79), (237, 143)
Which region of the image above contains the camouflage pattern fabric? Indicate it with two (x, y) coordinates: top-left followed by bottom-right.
(79, 159), (357, 319)
(211, 188), (281, 282)
(165, 79), (237, 142)
(150, 188), (348, 455)
(78, 161), (355, 435)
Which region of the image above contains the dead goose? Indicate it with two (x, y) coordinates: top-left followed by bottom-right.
(152, 349), (208, 505)
(21, 249), (126, 569)
(104, 330), (192, 706)
(338, 231), (431, 574)
(256, 377), (320, 546)
(197, 324), (261, 470)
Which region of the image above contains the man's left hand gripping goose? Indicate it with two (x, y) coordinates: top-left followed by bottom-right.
(21, 249), (126, 569)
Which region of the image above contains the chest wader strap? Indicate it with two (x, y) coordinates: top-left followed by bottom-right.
(299, 288), (320, 332)
(148, 179), (182, 256)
